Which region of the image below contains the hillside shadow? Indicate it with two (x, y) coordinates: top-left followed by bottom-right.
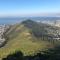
(2, 51), (48, 60)
(2, 51), (24, 60)
(2, 46), (60, 60)
(2, 47), (60, 60)
(22, 20), (49, 39)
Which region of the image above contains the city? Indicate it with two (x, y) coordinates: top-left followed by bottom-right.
(0, 24), (8, 46)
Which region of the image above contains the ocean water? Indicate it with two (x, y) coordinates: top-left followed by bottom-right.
(0, 17), (60, 24)
(0, 17), (26, 24)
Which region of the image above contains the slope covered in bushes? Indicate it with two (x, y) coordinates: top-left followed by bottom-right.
(0, 20), (57, 60)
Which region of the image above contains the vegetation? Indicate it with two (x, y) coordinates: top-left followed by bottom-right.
(0, 20), (60, 60)
(2, 46), (60, 60)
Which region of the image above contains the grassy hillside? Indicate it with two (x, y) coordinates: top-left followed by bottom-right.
(0, 20), (54, 59)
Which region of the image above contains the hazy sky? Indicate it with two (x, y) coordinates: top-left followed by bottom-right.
(0, 0), (60, 17)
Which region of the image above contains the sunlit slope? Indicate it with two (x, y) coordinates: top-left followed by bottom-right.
(0, 21), (52, 59)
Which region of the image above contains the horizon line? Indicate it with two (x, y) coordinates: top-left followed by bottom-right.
(0, 13), (60, 17)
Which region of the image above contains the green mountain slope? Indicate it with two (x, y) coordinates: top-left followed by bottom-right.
(0, 20), (53, 59)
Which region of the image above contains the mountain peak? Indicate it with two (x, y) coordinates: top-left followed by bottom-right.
(21, 19), (37, 28)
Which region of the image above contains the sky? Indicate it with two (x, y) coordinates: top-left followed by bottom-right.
(0, 0), (60, 17)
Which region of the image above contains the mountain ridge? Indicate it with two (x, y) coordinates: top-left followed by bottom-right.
(0, 19), (60, 59)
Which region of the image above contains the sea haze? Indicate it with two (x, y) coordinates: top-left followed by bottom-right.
(0, 17), (60, 24)
(0, 17), (25, 24)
